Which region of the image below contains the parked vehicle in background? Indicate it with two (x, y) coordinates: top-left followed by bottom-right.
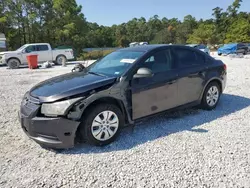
(217, 43), (248, 56)
(0, 33), (7, 52)
(186, 44), (210, 55)
(129, 42), (148, 47)
(19, 44), (227, 149)
(0, 43), (74, 69)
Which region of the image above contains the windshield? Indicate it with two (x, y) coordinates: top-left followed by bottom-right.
(88, 51), (145, 76)
(16, 44), (28, 51)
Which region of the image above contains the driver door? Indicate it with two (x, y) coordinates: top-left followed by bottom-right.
(131, 48), (179, 119)
(21, 45), (37, 64)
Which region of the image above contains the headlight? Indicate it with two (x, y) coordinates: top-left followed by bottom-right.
(41, 97), (83, 116)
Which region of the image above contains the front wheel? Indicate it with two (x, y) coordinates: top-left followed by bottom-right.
(80, 104), (124, 146)
(201, 82), (221, 110)
(7, 58), (20, 69)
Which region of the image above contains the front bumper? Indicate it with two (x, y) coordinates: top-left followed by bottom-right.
(19, 100), (80, 149)
(0, 57), (6, 64)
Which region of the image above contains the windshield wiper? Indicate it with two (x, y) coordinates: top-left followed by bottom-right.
(88, 71), (106, 77)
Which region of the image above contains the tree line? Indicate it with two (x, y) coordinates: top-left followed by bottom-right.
(0, 0), (249, 55)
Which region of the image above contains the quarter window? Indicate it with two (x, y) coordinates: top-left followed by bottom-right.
(174, 48), (205, 68)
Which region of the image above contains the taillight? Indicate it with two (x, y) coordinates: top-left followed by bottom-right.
(223, 64), (227, 70)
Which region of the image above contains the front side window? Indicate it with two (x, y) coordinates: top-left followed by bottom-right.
(88, 51), (145, 76)
(143, 49), (174, 73)
(25, 45), (36, 53)
(174, 48), (205, 68)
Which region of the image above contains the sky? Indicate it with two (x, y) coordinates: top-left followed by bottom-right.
(76, 0), (250, 26)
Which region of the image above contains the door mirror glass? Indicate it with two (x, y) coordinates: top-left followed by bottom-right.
(134, 67), (153, 78)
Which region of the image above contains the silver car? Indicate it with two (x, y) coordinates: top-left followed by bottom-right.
(186, 44), (210, 55)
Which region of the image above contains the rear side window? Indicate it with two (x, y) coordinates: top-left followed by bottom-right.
(174, 48), (205, 68)
(37, 45), (49, 51)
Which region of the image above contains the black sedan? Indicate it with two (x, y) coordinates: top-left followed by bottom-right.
(19, 45), (227, 149)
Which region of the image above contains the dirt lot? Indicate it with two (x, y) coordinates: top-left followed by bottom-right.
(0, 57), (250, 188)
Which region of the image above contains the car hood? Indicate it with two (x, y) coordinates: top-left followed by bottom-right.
(0, 51), (17, 55)
(30, 72), (117, 103)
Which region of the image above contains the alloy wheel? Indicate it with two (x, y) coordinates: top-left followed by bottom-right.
(206, 86), (219, 107)
(91, 110), (119, 141)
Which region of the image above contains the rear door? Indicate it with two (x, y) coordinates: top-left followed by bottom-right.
(172, 47), (207, 105)
(131, 48), (179, 119)
(36, 45), (51, 62)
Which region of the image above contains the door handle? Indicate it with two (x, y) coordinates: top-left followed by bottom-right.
(189, 71), (205, 78)
(168, 80), (177, 85)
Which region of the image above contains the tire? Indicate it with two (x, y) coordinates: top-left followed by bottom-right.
(218, 53), (222, 56)
(79, 103), (124, 146)
(201, 82), (221, 110)
(56, 55), (67, 66)
(7, 58), (20, 69)
(243, 50), (247, 55)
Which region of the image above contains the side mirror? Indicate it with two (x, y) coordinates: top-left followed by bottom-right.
(23, 49), (31, 53)
(133, 67), (153, 78)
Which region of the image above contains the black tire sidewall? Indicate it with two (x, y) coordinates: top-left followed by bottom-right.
(8, 59), (20, 69)
(201, 82), (221, 110)
(80, 104), (124, 146)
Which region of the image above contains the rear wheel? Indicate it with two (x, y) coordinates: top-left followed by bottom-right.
(80, 103), (124, 146)
(201, 82), (221, 110)
(56, 55), (67, 66)
(7, 58), (20, 69)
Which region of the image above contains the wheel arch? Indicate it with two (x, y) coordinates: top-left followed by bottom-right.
(199, 78), (222, 101)
(73, 96), (129, 143)
(82, 97), (127, 119)
(56, 54), (67, 60)
(7, 57), (21, 64)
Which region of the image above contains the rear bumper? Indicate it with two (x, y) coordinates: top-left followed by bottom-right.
(19, 103), (80, 149)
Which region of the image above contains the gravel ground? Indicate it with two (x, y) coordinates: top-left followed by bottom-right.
(0, 57), (250, 188)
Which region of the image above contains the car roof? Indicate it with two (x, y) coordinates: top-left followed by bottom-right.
(118, 44), (201, 53)
(119, 44), (200, 52)
(27, 43), (49, 45)
(186, 44), (198, 47)
(119, 44), (169, 52)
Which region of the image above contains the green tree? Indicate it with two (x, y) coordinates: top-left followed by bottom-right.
(225, 18), (250, 43)
(187, 23), (216, 44)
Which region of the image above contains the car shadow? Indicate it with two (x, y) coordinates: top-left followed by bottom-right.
(57, 94), (250, 154)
